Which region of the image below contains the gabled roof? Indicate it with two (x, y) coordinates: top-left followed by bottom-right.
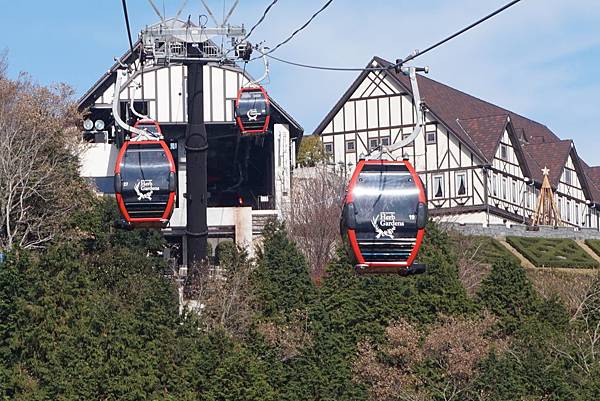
(580, 162), (600, 202)
(375, 56), (563, 157)
(522, 140), (572, 186)
(457, 114), (509, 162)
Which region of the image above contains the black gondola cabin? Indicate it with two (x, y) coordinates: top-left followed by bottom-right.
(341, 159), (427, 274)
(114, 138), (176, 228)
(235, 86), (270, 135)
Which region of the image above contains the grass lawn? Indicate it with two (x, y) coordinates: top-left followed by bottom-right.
(584, 239), (600, 257)
(506, 236), (599, 269)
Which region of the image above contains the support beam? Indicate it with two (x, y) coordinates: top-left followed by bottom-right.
(185, 62), (208, 265)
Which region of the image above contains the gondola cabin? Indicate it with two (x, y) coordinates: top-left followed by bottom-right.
(235, 86), (270, 135)
(114, 138), (176, 228)
(341, 159), (428, 274)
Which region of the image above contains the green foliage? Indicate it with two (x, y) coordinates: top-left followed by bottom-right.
(0, 199), (273, 401)
(585, 239), (600, 257)
(252, 221), (316, 319)
(296, 135), (328, 167)
(215, 240), (237, 266)
(4, 195), (600, 401)
(507, 236), (599, 269)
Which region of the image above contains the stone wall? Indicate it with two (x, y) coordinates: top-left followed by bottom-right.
(443, 222), (600, 240)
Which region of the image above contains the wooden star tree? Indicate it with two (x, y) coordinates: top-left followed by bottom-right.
(532, 166), (562, 227)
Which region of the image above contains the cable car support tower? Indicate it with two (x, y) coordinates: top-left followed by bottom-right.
(138, 0), (249, 266)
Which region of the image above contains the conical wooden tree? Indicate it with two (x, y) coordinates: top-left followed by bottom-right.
(532, 167), (562, 227)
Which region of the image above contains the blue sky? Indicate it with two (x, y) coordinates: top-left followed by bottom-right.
(2, 0), (599, 163)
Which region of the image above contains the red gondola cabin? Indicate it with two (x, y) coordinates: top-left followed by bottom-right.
(235, 86), (270, 135)
(114, 138), (176, 228)
(340, 159), (427, 274)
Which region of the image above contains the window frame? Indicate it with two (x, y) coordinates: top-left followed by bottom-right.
(564, 169), (572, 185)
(502, 176), (507, 200)
(380, 136), (390, 147)
(324, 142), (333, 155)
(368, 138), (379, 151)
(426, 130), (437, 145)
(345, 139), (356, 153)
(433, 174), (445, 199)
(511, 180), (517, 203)
(500, 143), (508, 161)
(455, 171), (467, 196)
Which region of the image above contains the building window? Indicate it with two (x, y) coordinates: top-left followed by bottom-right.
(558, 198), (562, 216)
(502, 177), (507, 200)
(324, 142), (333, 155)
(566, 200), (571, 222)
(500, 144), (508, 160)
(433, 175), (444, 198)
(492, 173), (497, 196)
(345, 139), (356, 153)
(575, 204), (579, 225)
(426, 131), (437, 144)
(511, 180), (517, 203)
(455, 172), (467, 196)
(564, 169), (572, 185)
(380, 136), (390, 147)
(369, 138), (379, 151)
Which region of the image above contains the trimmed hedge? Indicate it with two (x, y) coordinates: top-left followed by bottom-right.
(584, 239), (600, 257)
(506, 236), (599, 269)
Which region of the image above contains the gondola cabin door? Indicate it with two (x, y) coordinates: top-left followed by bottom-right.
(114, 137), (176, 228)
(341, 159), (427, 274)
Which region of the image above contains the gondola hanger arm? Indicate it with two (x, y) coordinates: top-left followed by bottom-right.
(112, 69), (157, 140)
(368, 64), (429, 160)
(246, 47), (270, 87)
(129, 82), (150, 120)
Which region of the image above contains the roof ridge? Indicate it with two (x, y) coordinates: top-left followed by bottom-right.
(375, 56), (556, 135)
(457, 113), (510, 122)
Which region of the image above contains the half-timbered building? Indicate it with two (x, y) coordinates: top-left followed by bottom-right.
(78, 18), (303, 262)
(314, 56), (600, 228)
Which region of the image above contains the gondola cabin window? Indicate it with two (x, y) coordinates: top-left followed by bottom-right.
(455, 172), (467, 196)
(433, 175), (444, 198)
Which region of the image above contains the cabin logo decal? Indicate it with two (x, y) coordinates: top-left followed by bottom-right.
(135, 179), (160, 201)
(371, 212), (404, 239)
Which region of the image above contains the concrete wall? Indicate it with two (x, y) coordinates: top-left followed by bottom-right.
(445, 222), (600, 240)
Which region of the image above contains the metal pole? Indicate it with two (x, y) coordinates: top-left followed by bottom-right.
(184, 62), (208, 266)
